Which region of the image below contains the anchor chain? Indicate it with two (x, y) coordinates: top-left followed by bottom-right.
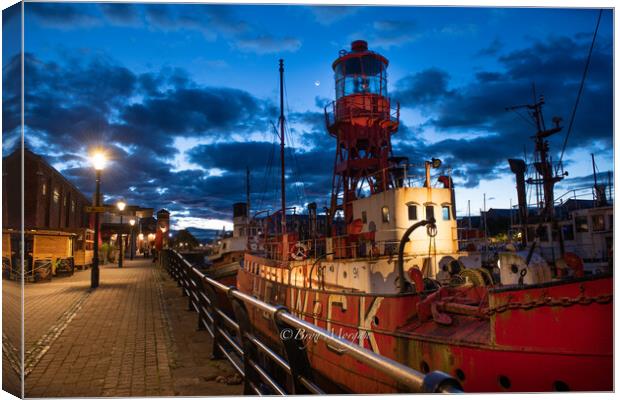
(482, 285), (612, 316)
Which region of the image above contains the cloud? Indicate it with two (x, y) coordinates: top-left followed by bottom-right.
(477, 38), (503, 56)
(391, 34), (612, 188)
(234, 36), (302, 54)
(99, 3), (140, 25)
(141, 4), (300, 54)
(350, 18), (419, 50)
(27, 3), (101, 28)
(2, 51), (288, 222)
(27, 3), (302, 56)
(307, 6), (358, 25)
(392, 68), (453, 107)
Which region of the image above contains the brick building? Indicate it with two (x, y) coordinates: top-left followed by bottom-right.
(3, 148), (91, 230)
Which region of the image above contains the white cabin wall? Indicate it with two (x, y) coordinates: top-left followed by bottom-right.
(352, 187), (458, 256)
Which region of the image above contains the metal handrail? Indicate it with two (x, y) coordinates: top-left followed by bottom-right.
(162, 249), (463, 394)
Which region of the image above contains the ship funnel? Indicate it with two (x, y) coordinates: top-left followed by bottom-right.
(508, 159), (528, 244)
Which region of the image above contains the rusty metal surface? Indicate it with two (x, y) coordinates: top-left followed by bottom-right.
(237, 253), (613, 392)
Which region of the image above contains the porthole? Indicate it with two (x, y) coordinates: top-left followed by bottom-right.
(553, 381), (569, 391)
(373, 316), (379, 326)
(498, 375), (511, 389)
(420, 361), (430, 374)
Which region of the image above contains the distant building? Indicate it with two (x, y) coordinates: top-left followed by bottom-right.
(3, 148), (91, 230)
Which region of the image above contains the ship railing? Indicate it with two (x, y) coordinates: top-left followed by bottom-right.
(259, 236), (417, 262)
(161, 249), (463, 395)
(554, 185), (614, 207)
(324, 97), (400, 130)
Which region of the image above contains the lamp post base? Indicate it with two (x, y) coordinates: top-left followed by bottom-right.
(91, 264), (99, 288)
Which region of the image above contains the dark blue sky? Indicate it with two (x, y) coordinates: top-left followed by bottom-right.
(2, 3), (613, 230)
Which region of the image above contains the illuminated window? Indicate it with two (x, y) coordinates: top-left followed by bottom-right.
(408, 204), (417, 220)
(381, 206), (390, 223)
(53, 189), (60, 203)
(42, 183), (46, 195)
(575, 216), (589, 233)
(592, 215), (605, 232)
(442, 206), (451, 221)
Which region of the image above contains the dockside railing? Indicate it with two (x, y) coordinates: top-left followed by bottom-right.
(161, 249), (463, 395)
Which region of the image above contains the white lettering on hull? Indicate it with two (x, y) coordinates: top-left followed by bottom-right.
(358, 296), (383, 354)
(290, 287), (309, 317)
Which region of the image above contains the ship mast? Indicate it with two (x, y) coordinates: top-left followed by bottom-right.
(246, 165), (251, 218)
(507, 97), (566, 255)
(279, 59), (287, 239)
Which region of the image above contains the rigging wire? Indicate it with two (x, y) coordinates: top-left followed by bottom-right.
(510, 108), (536, 128)
(282, 67), (309, 207)
(255, 122), (277, 213)
(556, 9), (603, 171)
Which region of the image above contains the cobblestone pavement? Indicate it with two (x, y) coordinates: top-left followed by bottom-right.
(158, 269), (241, 396)
(10, 258), (241, 398)
(3, 277), (22, 397)
(24, 260), (173, 397)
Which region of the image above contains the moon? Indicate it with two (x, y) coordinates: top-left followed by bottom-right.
(314, 80), (320, 87)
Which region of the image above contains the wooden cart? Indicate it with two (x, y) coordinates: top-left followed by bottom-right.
(2, 230), (76, 282)
(68, 228), (94, 270)
(3, 231), (14, 279)
(31, 230), (76, 279)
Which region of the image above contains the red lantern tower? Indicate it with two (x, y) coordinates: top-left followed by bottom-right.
(325, 40), (400, 225)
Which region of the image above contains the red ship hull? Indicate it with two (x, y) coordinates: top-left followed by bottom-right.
(238, 254), (612, 393)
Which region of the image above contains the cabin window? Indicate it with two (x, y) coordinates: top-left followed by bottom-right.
(561, 224), (574, 241)
(53, 189), (60, 203)
(381, 206), (390, 223)
(42, 183), (46, 195)
(575, 216), (589, 233)
(407, 204), (417, 221)
(425, 205), (435, 220)
(592, 215), (605, 232)
(442, 205), (451, 221)
(361, 211), (367, 224)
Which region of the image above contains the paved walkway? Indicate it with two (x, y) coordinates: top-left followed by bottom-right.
(3, 258), (241, 398)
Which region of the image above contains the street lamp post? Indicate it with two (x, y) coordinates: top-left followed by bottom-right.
(129, 219), (136, 260)
(117, 200), (126, 268)
(90, 151), (106, 289)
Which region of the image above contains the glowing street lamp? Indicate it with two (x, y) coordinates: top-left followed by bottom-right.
(90, 150), (106, 289)
(92, 152), (107, 171)
(117, 200), (126, 268)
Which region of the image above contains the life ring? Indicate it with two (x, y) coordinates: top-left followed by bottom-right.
(290, 242), (308, 261)
(562, 252), (584, 278)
